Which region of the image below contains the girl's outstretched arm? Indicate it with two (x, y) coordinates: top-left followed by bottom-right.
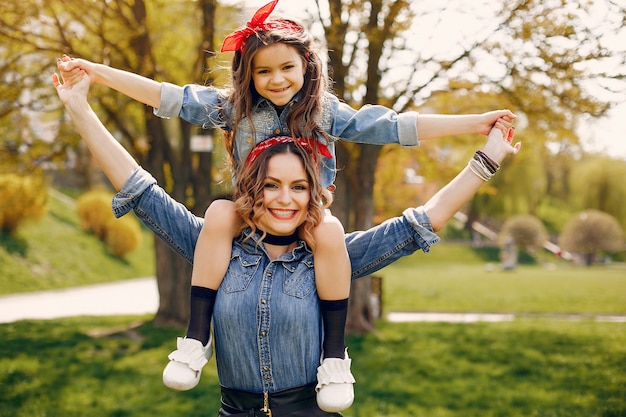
(57, 56), (162, 109)
(52, 71), (139, 190)
(417, 110), (516, 140)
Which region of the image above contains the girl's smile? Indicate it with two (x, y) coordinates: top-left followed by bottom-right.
(252, 43), (306, 107)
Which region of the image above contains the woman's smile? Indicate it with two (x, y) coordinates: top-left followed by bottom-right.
(257, 152), (310, 236)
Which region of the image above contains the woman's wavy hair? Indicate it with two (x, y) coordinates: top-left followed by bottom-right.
(233, 140), (332, 250)
(224, 19), (331, 173)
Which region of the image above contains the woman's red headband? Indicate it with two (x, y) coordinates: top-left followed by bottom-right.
(246, 136), (332, 168)
(221, 0), (302, 53)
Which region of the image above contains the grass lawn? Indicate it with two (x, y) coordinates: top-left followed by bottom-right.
(2, 193), (625, 416)
(0, 190), (155, 295)
(379, 245), (626, 315)
(0, 316), (624, 417)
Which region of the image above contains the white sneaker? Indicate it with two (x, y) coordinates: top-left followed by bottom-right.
(315, 349), (355, 412)
(162, 336), (212, 391)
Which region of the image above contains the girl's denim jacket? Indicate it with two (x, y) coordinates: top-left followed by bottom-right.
(154, 83), (420, 188)
(112, 168), (439, 393)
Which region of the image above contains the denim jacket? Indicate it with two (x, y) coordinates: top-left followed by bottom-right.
(154, 83), (420, 188)
(112, 167), (440, 393)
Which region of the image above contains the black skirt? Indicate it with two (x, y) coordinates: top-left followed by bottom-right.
(218, 382), (343, 417)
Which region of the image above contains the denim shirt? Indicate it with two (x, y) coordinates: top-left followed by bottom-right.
(112, 167), (440, 393)
(154, 83), (420, 188)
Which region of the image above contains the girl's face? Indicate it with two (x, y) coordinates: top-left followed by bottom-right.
(256, 152), (310, 236)
(251, 43), (306, 107)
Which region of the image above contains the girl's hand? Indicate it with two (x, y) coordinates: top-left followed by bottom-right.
(56, 55), (96, 87)
(477, 110), (516, 136)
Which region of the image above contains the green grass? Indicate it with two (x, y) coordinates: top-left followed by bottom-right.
(0, 190), (155, 295)
(2, 198), (625, 415)
(380, 243), (626, 315)
(0, 316), (624, 416)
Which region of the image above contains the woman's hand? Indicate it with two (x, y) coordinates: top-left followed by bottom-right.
(480, 118), (522, 164)
(52, 69), (91, 111)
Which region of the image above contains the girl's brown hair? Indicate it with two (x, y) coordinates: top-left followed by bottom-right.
(224, 19), (331, 174)
(233, 140), (332, 250)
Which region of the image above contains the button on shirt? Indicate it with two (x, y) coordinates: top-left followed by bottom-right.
(153, 83), (420, 188)
(112, 167), (440, 393)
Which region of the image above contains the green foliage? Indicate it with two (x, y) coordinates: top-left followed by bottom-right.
(559, 209), (625, 265)
(567, 156), (626, 230)
(76, 190), (115, 240)
(0, 173), (48, 236)
(105, 215), (142, 258)
(498, 214), (548, 253)
(536, 197), (575, 233)
(76, 189), (143, 258)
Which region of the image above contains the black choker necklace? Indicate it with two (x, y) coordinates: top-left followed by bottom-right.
(261, 230), (299, 246)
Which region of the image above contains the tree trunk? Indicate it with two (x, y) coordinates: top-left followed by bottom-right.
(345, 144), (381, 333)
(153, 237), (192, 327)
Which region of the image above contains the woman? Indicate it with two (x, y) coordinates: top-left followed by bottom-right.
(58, 0), (515, 397)
(52, 71), (519, 416)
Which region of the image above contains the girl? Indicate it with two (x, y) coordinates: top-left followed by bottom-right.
(57, 0), (515, 411)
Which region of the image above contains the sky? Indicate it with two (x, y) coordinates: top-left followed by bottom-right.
(231, 0), (626, 160)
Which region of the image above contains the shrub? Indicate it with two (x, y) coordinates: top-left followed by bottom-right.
(558, 209), (625, 266)
(76, 190), (115, 239)
(105, 215), (142, 258)
(498, 214), (548, 254)
(76, 189), (143, 258)
(0, 173), (48, 235)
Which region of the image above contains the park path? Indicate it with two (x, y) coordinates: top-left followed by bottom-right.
(1, 277), (624, 324)
(0, 277), (158, 323)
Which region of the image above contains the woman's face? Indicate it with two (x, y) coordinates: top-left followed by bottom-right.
(256, 152), (310, 236)
(251, 43), (306, 107)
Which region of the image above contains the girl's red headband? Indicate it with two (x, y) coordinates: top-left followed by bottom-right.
(221, 0), (302, 53)
(246, 136), (332, 168)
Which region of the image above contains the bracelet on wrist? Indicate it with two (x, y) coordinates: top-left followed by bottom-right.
(468, 151), (500, 181)
(475, 150), (500, 173)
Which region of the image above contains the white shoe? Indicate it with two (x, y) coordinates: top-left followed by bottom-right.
(162, 336), (212, 391)
(315, 349), (355, 412)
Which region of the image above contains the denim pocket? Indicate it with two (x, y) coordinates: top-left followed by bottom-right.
(281, 259), (316, 298)
(221, 253), (262, 293)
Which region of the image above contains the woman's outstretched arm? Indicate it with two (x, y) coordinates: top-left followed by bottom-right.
(424, 120), (521, 231)
(52, 71), (139, 191)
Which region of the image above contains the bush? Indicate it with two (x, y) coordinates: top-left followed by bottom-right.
(76, 190), (115, 239)
(498, 214), (548, 254)
(76, 189), (142, 258)
(0, 173), (48, 235)
(105, 215), (142, 258)
(558, 209), (625, 265)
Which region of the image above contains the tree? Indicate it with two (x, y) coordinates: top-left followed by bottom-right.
(567, 156), (626, 230)
(0, 0), (230, 326)
(319, 0), (625, 331)
(497, 214), (548, 268)
(558, 209), (624, 266)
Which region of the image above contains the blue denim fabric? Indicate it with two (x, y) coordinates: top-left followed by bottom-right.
(112, 167), (440, 392)
(154, 83), (420, 188)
